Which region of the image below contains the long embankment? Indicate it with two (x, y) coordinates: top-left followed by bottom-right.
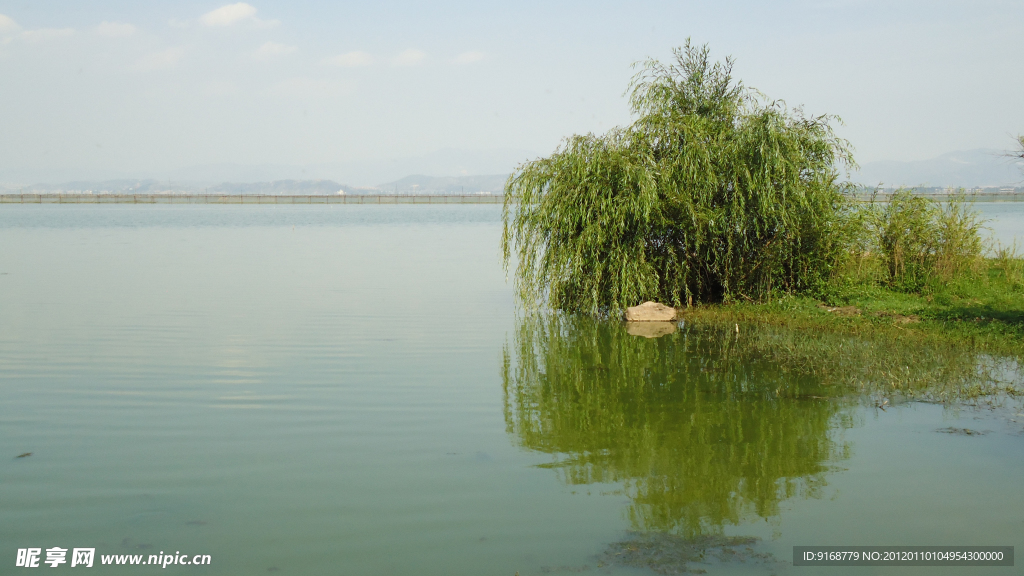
(852, 191), (1024, 202)
(0, 194), (504, 204)
(2, 191), (1022, 205)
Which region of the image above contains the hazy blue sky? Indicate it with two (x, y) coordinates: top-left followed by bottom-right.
(1, 1), (1021, 184)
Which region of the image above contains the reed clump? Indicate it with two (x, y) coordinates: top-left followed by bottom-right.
(855, 190), (986, 293)
(991, 240), (1023, 287)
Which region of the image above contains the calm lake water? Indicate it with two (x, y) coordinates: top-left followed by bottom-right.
(975, 202), (1024, 247)
(1, 204), (1022, 575)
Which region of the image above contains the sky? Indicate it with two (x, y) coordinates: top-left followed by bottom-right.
(0, 1), (1022, 185)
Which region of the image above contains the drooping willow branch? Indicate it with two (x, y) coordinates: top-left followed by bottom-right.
(503, 41), (855, 315)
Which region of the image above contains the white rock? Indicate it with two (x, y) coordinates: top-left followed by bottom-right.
(624, 301), (676, 322)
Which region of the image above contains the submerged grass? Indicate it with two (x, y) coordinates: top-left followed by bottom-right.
(599, 532), (772, 575)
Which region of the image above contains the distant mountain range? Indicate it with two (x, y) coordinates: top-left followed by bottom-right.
(853, 149), (1023, 188)
(0, 147), (538, 188)
(377, 174), (508, 194)
(4, 148), (1021, 195)
(0, 174), (509, 195)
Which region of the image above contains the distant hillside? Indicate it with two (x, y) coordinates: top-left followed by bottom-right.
(208, 180), (348, 195)
(159, 149), (534, 186)
(0, 179), (230, 194)
(0, 176), (504, 195)
(376, 174), (508, 194)
(4, 179), (184, 194)
(1, 179), (380, 195)
(21, 149), (1022, 195)
(854, 149), (1024, 188)
(0, 148), (539, 187)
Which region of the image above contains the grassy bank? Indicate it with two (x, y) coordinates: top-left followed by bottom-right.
(679, 257), (1024, 358)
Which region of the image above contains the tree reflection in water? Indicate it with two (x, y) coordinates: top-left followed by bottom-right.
(503, 315), (853, 537)
(502, 315), (1022, 575)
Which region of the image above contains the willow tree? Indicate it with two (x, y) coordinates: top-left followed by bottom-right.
(503, 41), (854, 314)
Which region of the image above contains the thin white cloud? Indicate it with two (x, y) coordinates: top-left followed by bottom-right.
(0, 13), (19, 34)
(200, 3), (278, 28)
(256, 41), (296, 59)
(202, 80), (238, 96)
(0, 18), (76, 46)
(201, 3), (256, 26)
(325, 51), (373, 67)
(266, 77), (352, 99)
(393, 49), (426, 67)
(455, 51), (486, 64)
(136, 46), (185, 71)
(95, 21), (137, 37)
(19, 28), (75, 42)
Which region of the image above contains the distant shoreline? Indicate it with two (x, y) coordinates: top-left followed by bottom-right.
(7, 192), (1024, 205)
(849, 190), (1024, 202)
(0, 193), (504, 204)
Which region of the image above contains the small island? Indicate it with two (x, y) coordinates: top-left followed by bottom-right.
(502, 41), (1023, 356)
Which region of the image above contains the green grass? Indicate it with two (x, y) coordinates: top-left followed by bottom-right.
(679, 258), (1024, 358)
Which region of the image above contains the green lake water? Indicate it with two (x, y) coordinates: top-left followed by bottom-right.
(1, 205), (1022, 575)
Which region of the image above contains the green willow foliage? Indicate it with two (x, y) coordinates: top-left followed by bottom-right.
(503, 42), (854, 314)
